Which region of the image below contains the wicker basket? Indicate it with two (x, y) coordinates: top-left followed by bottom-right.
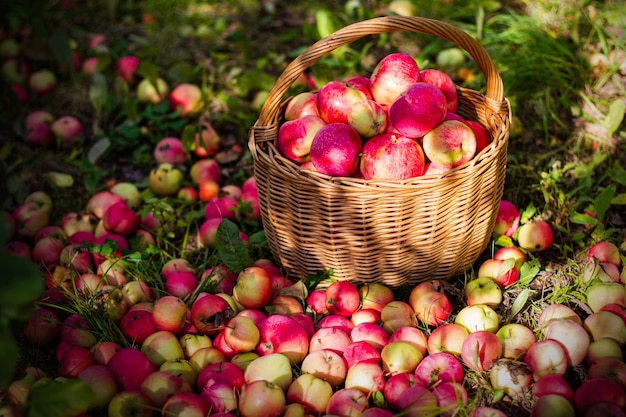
(248, 16), (511, 288)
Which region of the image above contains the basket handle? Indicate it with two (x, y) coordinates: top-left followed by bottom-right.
(254, 15), (504, 133)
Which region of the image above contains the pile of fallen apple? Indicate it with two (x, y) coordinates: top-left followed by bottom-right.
(3, 36), (626, 417)
(276, 52), (490, 179)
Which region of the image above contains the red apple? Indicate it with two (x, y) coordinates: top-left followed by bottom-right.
(342, 340), (382, 368)
(420, 68), (458, 112)
(532, 374), (575, 403)
(152, 295), (188, 333)
(116, 56), (139, 83)
(325, 388), (369, 417)
(517, 220), (553, 252)
(344, 361), (386, 394)
(369, 52), (420, 106)
(414, 351), (464, 388)
(380, 300), (418, 332)
(284, 91), (319, 120)
(51, 115), (83, 147)
(359, 133), (425, 180)
(389, 82), (447, 138)
(238, 380), (286, 417)
(316, 79), (369, 124)
(477, 258), (519, 288)
(574, 377), (626, 414)
(107, 348), (156, 390)
(460, 330), (503, 372)
(432, 381), (469, 417)
(170, 83), (202, 116)
(256, 314), (309, 365)
(492, 200), (520, 238)
(78, 364), (119, 409)
(524, 339), (569, 381)
(277, 114), (326, 163)
(154, 137), (188, 165)
(588, 241), (621, 267)
(325, 280), (360, 317)
(383, 372), (423, 411)
(309, 123), (362, 177)
(408, 280), (452, 327)
(190, 293), (235, 335)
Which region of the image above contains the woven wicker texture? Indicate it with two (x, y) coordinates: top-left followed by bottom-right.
(248, 16), (511, 287)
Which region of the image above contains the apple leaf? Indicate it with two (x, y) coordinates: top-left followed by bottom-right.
(87, 137), (111, 164)
(604, 98), (626, 136)
(612, 193), (626, 205)
(216, 219), (253, 273)
(25, 377), (94, 417)
(0, 253), (44, 307)
(569, 211), (598, 225)
(594, 185), (615, 220)
(518, 259), (541, 286)
(0, 325), (18, 387)
(89, 73), (108, 116)
(509, 288), (529, 318)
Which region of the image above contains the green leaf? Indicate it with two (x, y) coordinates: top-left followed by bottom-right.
(604, 99), (626, 136)
(594, 185), (616, 220)
(494, 235), (514, 247)
(87, 137), (111, 164)
(518, 259), (541, 286)
(509, 288), (530, 318)
(0, 326), (18, 387)
(25, 378), (94, 417)
(0, 253), (44, 306)
(181, 124), (197, 152)
(612, 193), (626, 205)
(315, 9), (338, 39)
(89, 73), (108, 114)
(570, 211), (598, 225)
(216, 219), (253, 273)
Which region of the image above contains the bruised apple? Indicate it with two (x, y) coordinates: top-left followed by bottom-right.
(359, 133), (425, 180)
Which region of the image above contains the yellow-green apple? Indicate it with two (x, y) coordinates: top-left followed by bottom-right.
(190, 293), (235, 335)
(224, 315), (260, 353)
(422, 119), (477, 168)
(141, 330), (185, 368)
(586, 338), (623, 364)
(309, 326), (352, 355)
(359, 282), (395, 312)
(244, 353), (292, 391)
(538, 303), (582, 328)
(77, 364), (119, 409)
(189, 347), (226, 374)
(170, 83), (202, 116)
(493, 246), (528, 273)
(238, 380), (286, 417)
(324, 280), (360, 317)
(193, 121), (221, 158)
(269, 294), (304, 315)
(408, 280), (452, 327)
(427, 322), (469, 356)
(344, 361), (386, 394)
(545, 319), (590, 366)
(359, 132), (425, 180)
(517, 220), (553, 252)
(287, 373), (333, 414)
(420, 68), (458, 112)
(588, 241), (621, 267)
(414, 351), (464, 388)
(492, 200), (520, 239)
(342, 340), (381, 368)
(309, 123), (362, 176)
(347, 99), (389, 138)
(381, 300), (418, 332)
(388, 326), (428, 355)
(465, 276), (503, 307)
(151, 295), (187, 333)
(300, 349), (347, 388)
(478, 258), (519, 288)
(91, 341), (122, 366)
(395, 383), (438, 417)
(107, 389), (153, 417)
(197, 360), (244, 391)
(61, 211), (98, 236)
(350, 322), (389, 351)
(489, 358), (533, 399)
(136, 76), (169, 104)
(496, 323), (536, 359)
(153, 137), (188, 165)
(380, 340), (423, 375)
(530, 394), (575, 417)
(257, 314), (309, 365)
(23, 190), (52, 213)
(460, 330), (503, 372)
(325, 388), (369, 417)
(120, 309), (158, 344)
(574, 378), (626, 415)
(159, 358), (196, 387)
(432, 381), (469, 417)
(389, 82), (447, 138)
(284, 91), (319, 121)
(232, 266), (273, 309)
(316, 79), (369, 124)
(139, 370), (192, 408)
(51, 115), (83, 147)
(531, 374), (574, 402)
(116, 56), (139, 83)
(179, 333), (212, 359)
(585, 281), (626, 312)
(455, 304), (500, 333)
(277, 114), (326, 163)
(121, 279), (154, 306)
(28, 69), (57, 95)
(190, 158), (221, 185)
(524, 339), (569, 381)
(369, 52), (420, 106)
(149, 162), (184, 196)
(107, 348), (157, 390)
(583, 310), (626, 345)
(383, 372), (423, 411)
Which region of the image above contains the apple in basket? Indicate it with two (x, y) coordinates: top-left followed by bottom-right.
(369, 52), (421, 106)
(277, 114), (326, 163)
(309, 123), (362, 176)
(317, 79), (370, 124)
(422, 119), (477, 168)
(359, 132), (425, 180)
(389, 82), (448, 138)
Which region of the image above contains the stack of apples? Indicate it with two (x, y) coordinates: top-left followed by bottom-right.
(276, 52), (490, 180)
